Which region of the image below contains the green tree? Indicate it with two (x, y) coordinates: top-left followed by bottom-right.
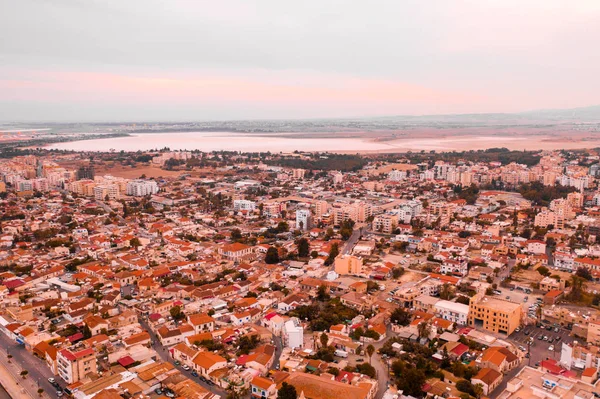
(129, 237), (141, 248)
(82, 324), (92, 339)
(390, 307), (411, 326)
(324, 243), (339, 266)
(317, 285), (330, 301)
(297, 238), (310, 258)
(170, 305), (185, 323)
(320, 332), (329, 349)
(230, 228), (242, 242)
(277, 382), (297, 399)
(265, 247), (280, 264)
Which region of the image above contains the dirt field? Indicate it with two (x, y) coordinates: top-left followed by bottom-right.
(96, 164), (182, 179)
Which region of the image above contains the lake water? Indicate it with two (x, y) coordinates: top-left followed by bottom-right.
(47, 132), (530, 153)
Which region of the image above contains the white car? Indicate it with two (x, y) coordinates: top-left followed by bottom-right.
(548, 345), (554, 351)
(48, 378), (56, 384)
(182, 365), (190, 371)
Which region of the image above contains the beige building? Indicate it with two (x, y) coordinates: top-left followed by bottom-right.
(334, 255), (363, 275)
(372, 214), (398, 234)
(468, 293), (522, 335)
(57, 348), (97, 384)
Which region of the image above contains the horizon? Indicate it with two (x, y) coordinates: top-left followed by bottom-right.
(2, 1), (600, 122)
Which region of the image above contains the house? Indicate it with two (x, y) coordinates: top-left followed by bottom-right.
(188, 313), (215, 333)
(251, 376), (276, 399)
(218, 243), (253, 262)
(171, 343), (199, 367)
(192, 352), (227, 381)
(471, 367), (502, 395)
(479, 347), (519, 374)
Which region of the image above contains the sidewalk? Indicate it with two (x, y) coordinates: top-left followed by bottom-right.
(0, 360), (33, 399)
(0, 353), (48, 399)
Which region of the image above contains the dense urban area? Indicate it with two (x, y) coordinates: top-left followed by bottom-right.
(0, 147), (599, 399)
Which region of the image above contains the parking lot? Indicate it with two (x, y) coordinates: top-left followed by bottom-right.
(509, 324), (574, 367)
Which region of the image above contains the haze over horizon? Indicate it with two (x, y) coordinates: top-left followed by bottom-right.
(2, 1), (600, 122)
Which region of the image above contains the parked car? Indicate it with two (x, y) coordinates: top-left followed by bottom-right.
(549, 345), (554, 351)
(525, 353), (530, 358)
(56, 391), (63, 398)
(182, 365), (190, 371)
(48, 378), (56, 384)
(191, 371), (198, 377)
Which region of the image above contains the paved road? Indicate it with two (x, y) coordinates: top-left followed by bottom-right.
(271, 335), (283, 371)
(341, 225), (365, 256)
(0, 332), (56, 398)
(138, 316), (228, 398)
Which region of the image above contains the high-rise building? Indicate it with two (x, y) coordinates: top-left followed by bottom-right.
(296, 208), (311, 231)
(76, 165), (95, 181)
(126, 179), (159, 197)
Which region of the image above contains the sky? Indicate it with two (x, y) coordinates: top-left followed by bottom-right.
(1, 0), (600, 122)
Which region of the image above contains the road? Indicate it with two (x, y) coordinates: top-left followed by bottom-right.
(271, 335), (283, 371)
(341, 224), (365, 256)
(0, 332), (55, 398)
(138, 316), (229, 398)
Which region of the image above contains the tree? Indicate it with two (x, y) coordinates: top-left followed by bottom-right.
(390, 307), (411, 326)
(366, 344), (375, 365)
(20, 370), (28, 379)
(576, 267), (593, 281)
(320, 332), (329, 349)
(473, 383), (484, 399)
(297, 238), (310, 258)
(324, 243), (339, 266)
(339, 219), (355, 241)
(568, 275), (586, 301)
(317, 285), (330, 301)
(82, 324), (92, 339)
(396, 367), (426, 397)
(277, 382), (297, 399)
(417, 321), (430, 339)
(392, 267), (405, 279)
(439, 283), (454, 300)
(170, 305), (185, 323)
(129, 237), (141, 248)
(37, 388), (44, 397)
(537, 266), (551, 276)
(230, 228), (242, 242)
(265, 247), (280, 264)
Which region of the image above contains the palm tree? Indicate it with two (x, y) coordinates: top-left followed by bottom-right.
(366, 344), (375, 365)
(20, 370), (28, 379)
(37, 388), (44, 397)
(569, 275), (586, 301)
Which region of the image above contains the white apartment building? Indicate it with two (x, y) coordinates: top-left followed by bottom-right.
(296, 208), (311, 231)
(283, 317), (304, 349)
(233, 199), (256, 212)
(434, 300), (469, 325)
(126, 179), (159, 196)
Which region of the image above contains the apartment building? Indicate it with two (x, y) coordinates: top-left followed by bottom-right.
(468, 294), (522, 335)
(57, 348), (97, 384)
(334, 255), (363, 276)
(372, 214), (398, 234)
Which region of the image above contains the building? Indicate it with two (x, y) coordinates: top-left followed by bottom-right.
(468, 293), (522, 335)
(283, 317), (303, 349)
(251, 376), (277, 399)
(372, 214), (398, 234)
(233, 200), (257, 212)
(57, 348), (97, 384)
(434, 300), (469, 325)
(334, 255), (363, 276)
(218, 242), (253, 262)
(76, 165), (95, 180)
(498, 366), (599, 399)
(126, 179), (159, 196)
(471, 367), (502, 395)
(296, 208), (311, 231)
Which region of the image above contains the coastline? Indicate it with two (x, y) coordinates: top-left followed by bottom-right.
(37, 130), (600, 154)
